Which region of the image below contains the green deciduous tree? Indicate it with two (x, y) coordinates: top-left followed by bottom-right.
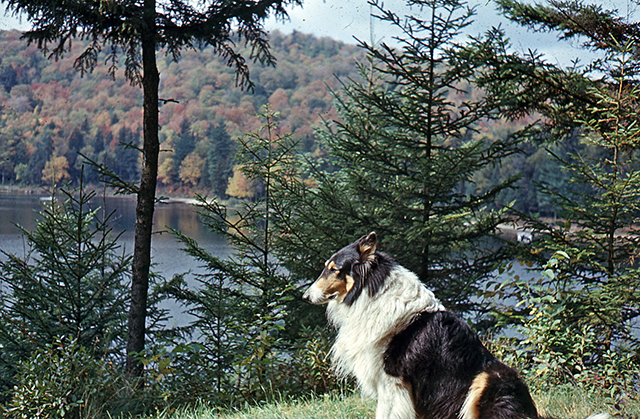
(1, 0), (301, 377)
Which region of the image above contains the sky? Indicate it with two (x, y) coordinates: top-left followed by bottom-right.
(1, 0), (637, 67)
(261, 0), (638, 66)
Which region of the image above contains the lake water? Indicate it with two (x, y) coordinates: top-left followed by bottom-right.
(0, 191), (229, 327)
(0, 192), (571, 331)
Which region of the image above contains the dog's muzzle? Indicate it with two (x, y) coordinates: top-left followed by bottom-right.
(303, 282), (331, 304)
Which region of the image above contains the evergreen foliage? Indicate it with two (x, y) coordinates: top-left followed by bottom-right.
(0, 178), (130, 400)
(1, 0), (303, 376)
(272, 0), (525, 313)
(4, 338), (121, 419)
(477, 0), (640, 398)
(163, 107), (335, 407)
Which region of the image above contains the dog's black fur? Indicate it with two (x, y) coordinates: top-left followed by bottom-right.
(384, 310), (538, 418)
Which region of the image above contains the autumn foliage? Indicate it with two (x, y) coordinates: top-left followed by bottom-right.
(0, 30), (362, 196)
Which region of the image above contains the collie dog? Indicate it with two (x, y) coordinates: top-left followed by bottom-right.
(303, 232), (607, 419)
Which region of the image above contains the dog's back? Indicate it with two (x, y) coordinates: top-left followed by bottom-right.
(384, 310), (538, 419)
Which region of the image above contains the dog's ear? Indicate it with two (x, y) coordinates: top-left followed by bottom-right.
(357, 232), (377, 262)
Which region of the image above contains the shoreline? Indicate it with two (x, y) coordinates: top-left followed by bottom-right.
(0, 184), (204, 205)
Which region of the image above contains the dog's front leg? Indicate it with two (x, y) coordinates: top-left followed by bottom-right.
(376, 375), (416, 419)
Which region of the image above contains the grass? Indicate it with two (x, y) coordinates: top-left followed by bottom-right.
(143, 386), (640, 419)
(533, 384), (639, 418)
(148, 393), (375, 419)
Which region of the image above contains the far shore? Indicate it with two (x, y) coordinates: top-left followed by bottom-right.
(0, 184), (208, 205)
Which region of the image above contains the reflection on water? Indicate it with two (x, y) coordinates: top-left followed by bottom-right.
(0, 192), (229, 327)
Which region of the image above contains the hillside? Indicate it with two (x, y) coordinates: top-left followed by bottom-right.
(0, 28), (574, 215)
(0, 29), (364, 197)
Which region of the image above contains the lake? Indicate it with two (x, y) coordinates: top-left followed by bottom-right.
(0, 191), (229, 327)
(0, 191), (547, 327)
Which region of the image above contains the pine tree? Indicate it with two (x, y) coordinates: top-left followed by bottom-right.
(173, 119), (197, 178)
(475, 0), (640, 392)
(2, 0), (302, 376)
(167, 107), (307, 403)
(275, 0), (525, 314)
(206, 124), (234, 198)
(0, 178), (130, 397)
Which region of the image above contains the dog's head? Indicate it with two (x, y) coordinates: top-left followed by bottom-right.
(303, 232), (389, 306)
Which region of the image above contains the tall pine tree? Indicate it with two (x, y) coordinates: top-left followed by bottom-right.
(167, 107), (307, 403)
(0, 179), (130, 397)
(2, 0), (301, 377)
(473, 0), (640, 391)
(275, 0), (525, 314)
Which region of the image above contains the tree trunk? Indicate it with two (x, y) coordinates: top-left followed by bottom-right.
(126, 0), (159, 378)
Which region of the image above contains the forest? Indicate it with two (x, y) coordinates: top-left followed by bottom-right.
(0, 0), (639, 417)
(0, 29), (362, 199)
(1, 26), (560, 216)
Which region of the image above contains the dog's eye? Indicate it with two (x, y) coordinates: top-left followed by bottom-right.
(330, 267), (340, 273)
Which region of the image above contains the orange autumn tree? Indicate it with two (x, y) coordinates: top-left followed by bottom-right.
(179, 152), (205, 187)
(226, 165), (256, 199)
(41, 155), (70, 184)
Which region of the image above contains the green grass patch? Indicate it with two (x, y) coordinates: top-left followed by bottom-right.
(149, 393), (375, 419)
(144, 386), (638, 419)
(533, 384), (638, 418)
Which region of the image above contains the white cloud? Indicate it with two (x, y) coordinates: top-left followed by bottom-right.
(267, 0), (638, 67)
(266, 0), (407, 45)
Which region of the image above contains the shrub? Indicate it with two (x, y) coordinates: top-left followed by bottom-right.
(0, 181), (130, 399)
(3, 338), (119, 419)
(491, 254), (640, 404)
